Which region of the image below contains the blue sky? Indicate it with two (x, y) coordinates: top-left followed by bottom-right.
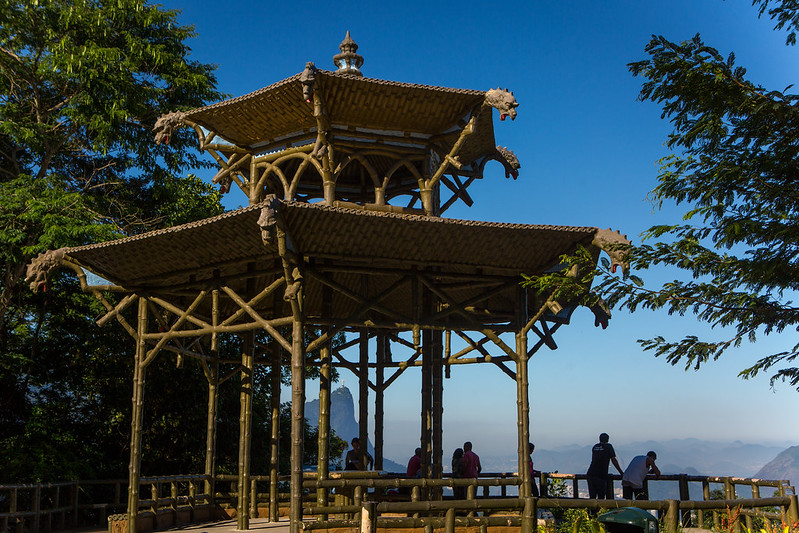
(162, 0), (799, 461)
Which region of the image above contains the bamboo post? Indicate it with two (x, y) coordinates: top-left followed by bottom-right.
(359, 325), (369, 470)
(250, 478), (258, 519)
(287, 270), (306, 533)
(360, 502), (375, 533)
(237, 331), (255, 530)
(150, 483), (158, 530)
(269, 349), (281, 522)
(421, 326), (432, 484)
(678, 474), (691, 527)
(318, 284), (332, 516)
(71, 482), (78, 528)
(785, 494), (799, 523)
(522, 496), (537, 533)
(269, 288), (282, 522)
(171, 482), (178, 525)
(127, 297), (148, 533)
(374, 334), (385, 471)
(699, 478), (710, 527)
(445, 507), (455, 533)
(516, 321), (531, 498)
(204, 289), (220, 504)
(665, 500), (679, 533)
(432, 328), (444, 497)
(32, 483), (40, 533)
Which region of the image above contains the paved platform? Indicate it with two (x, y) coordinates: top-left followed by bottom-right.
(166, 518), (292, 533)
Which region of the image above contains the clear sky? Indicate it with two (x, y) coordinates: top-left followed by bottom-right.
(161, 0), (799, 462)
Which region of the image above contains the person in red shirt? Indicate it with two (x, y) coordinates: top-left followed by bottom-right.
(406, 447), (422, 477)
(462, 441), (482, 478)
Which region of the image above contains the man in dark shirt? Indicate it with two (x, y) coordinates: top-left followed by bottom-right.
(586, 433), (623, 498)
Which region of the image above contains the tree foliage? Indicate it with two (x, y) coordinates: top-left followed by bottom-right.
(0, 0), (230, 481)
(524, 1), (799, 391)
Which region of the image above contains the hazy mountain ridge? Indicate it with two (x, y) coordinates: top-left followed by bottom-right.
(480, 439), (793, 480)
(754, 445), (799, 486)
(304, 386), (794, 483)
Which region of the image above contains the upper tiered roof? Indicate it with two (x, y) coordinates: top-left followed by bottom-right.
(153, 33), (521, 215)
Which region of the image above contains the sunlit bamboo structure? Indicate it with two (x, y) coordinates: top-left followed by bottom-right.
(25, 34), (630, 533)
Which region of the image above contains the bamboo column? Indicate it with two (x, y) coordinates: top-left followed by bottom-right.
(318, 285), (332, 507)
(204, 363), (219, 504)
(237, 331), (255, 530)
(359, 326), (369, 468)
(204, 289), (220, 504)
(516, 317), (531, 497)
(432, 328), (443, 496)
(374, 334), (386, 471)
(289, 302), (306, 533)
(127, 297), (149, 533)
(268, 327), (281, 522)
(420, 288), (433, 483)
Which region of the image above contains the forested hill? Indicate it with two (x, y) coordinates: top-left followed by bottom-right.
(754, 446), (799, 487)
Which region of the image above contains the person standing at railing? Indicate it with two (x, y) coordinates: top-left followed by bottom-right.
(462, 441), (482, 478)
(528, 442), (540, 497)
(622, 451), (660, 500)
(344, 437), (374, 470)
(406, 447), (422, 477)
(452, 448), (466, 499)
(586, 433), (624, 499)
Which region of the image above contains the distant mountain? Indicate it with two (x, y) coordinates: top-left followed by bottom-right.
(483, 439), (789, 479)
(754, 446), (799, 486)
(305, 386), (405, 472)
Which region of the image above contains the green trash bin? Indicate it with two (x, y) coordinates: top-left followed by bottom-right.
(598, 507), (658, 533)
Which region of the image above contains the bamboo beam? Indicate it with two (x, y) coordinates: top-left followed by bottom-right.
(423, 114), (479, 213)
(96, 293), (137, 327)
(220, 286), (292, 353)
(143, 290), (208, 366)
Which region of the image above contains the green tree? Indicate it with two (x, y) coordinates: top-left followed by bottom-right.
(524, 1), (799, 390)
(0, 0), (225, 480)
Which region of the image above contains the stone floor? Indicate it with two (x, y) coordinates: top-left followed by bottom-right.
(165, 518), (292, 533)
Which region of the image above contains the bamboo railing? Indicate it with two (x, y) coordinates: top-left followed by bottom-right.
(1, 472), (795, 533)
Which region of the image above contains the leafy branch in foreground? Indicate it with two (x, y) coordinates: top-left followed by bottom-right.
(526, 2), (799, 390)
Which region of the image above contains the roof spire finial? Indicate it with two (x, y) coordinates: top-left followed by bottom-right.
(333, 31), (364, 77)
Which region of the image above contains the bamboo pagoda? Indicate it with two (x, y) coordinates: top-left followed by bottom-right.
(25, 33), (630, 533)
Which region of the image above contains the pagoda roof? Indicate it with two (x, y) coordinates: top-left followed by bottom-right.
(61, 201), (601, 328)
(184, 70), (496, 154)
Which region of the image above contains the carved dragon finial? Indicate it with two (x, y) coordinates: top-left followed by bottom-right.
(495, 146), (520, 179)
(153, 111), (187, 145)
(592, 228), (631, 274)
(284, 267), (304, 301)
(484, 88), (519, 121)
(300, 62), (317, 103)
(25, 248), (66, 292)
(257, 195), (282, 245)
